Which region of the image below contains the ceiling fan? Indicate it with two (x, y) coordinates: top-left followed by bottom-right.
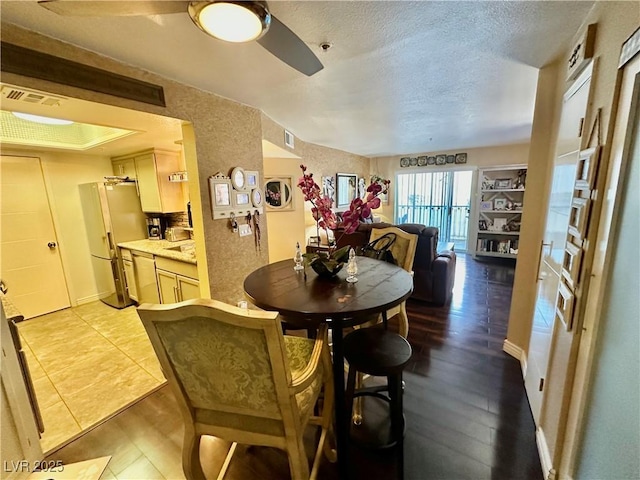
(37, 1), (324, 76)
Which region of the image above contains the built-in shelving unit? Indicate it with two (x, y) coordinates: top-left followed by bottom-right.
(472, 165), (527, 259)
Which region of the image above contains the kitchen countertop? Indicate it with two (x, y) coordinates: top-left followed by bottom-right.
(118, 239), (197, 265)
(1, 293), (23, 321)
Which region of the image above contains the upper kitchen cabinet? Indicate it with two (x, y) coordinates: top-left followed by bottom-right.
(112, 149), (185, 213)
(112, 157), (137, 179)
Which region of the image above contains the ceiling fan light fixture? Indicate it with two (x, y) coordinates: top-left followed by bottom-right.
(189, 1), (270, 43)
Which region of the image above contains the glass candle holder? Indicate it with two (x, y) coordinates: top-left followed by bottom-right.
(293, 242), (304, 271)
(346, 248), (358, 283)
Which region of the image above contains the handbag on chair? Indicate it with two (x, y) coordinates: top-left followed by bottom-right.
(360, 232), (397, 265)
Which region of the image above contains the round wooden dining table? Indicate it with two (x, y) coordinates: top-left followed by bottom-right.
(244, 256), (413, 479)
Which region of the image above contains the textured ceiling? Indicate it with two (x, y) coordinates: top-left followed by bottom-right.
(0, 1), (595, 157)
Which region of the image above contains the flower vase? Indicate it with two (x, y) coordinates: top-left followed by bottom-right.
(305, 245), (351, 278)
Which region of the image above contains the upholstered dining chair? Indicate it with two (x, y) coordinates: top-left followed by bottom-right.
(137, 298), (335, 480)
(366, 226), (417, 338)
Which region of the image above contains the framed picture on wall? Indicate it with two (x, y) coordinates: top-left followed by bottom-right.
(245, 170), (259, 189)
(233, 191), (251, 208)
(209, 177), (231, 208)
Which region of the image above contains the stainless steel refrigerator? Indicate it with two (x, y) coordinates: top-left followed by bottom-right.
(79, 182), (147, 308)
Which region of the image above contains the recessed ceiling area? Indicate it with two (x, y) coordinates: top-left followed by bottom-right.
(0, 82), (185, 157)
(1, 110), (137, 151)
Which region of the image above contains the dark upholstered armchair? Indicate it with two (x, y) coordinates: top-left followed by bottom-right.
(333, 222), (456, 305)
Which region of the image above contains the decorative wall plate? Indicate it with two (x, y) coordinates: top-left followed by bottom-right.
(446, 155), (455, 164)
(417, 156), (428, 166)
(409, 157), (418, 166)
(455, 153), (468, 164)
(427, 156), (436, 165)
(400, 157), (410, 167)
(436, 155), (446, 165)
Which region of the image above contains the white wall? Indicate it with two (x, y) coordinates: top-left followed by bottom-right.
(574, 84), (639, 480)
(2, 149), (114, 306)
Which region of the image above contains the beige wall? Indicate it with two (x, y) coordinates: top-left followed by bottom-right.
(0, 148), (113, 306)
(263, 157), (306, 263)
(372, 143), (530, 221)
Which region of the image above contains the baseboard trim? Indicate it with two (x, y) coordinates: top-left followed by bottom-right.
(76, 294), (101, 306)
(503, 339), (528, 376)
(536, 427), (556, 480)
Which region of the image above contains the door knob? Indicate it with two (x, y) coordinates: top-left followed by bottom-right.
(47, 242), (57, 249)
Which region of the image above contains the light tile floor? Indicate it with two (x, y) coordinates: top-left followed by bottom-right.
(18, 301), (166, 454)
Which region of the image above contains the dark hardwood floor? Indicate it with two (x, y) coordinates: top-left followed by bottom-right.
(46, 254), (543, 480)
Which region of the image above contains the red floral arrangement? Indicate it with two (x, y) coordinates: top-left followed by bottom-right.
(297, 165), (389, 275)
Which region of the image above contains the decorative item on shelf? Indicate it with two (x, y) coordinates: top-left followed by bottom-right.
(446, 155), (455, 164)
(297, 164), (389, 278)
(494, 178), (512, 189)
(168, 171), (188, 182)
(479, 219), (488, 231)
(435, 154), (446, 165)
(427, 156), (436, 165)
(492, 218), (507, 231)
(293, 242), (304, 271)
(506, 219), (521, 232)
(417, 156), (427, 166)
(400, 157), (411, 168)
(493, 198), (508, 210)
(346, 248), (358, 283)
(409, 157), (418, 166)
(480, 201), (493, 211)
(482, 177), (495, 190)
(514, 169), (527, 189)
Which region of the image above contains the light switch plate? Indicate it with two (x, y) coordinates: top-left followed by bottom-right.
(239, 224), (252, 237)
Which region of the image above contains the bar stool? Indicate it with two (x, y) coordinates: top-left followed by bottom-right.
(343, 326), (412, 478)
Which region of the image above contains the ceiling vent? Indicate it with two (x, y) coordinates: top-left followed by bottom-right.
(1, 86), (66, 107)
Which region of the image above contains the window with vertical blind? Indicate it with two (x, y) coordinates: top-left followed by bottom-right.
(395, 170), (472, 251)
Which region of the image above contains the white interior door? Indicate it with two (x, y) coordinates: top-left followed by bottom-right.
(0, 156), (70, 319)
(525, 66), (592, 424)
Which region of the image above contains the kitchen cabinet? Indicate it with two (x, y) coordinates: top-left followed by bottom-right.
(112, 157), (137, 179)
(472, 165), (527, 259)
(132, 250), (160, 304)
(111, 149), (185, 213)
(120, 248), (138, 302)
(155, 256), (200, 303)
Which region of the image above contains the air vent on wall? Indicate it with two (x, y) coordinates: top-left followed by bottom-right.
(284, 129), (295, 149)
(1, 86), (65, 107)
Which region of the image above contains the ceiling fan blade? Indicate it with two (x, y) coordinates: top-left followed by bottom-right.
(38, 1), (189, 17)
(257, 15), (323, 76)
